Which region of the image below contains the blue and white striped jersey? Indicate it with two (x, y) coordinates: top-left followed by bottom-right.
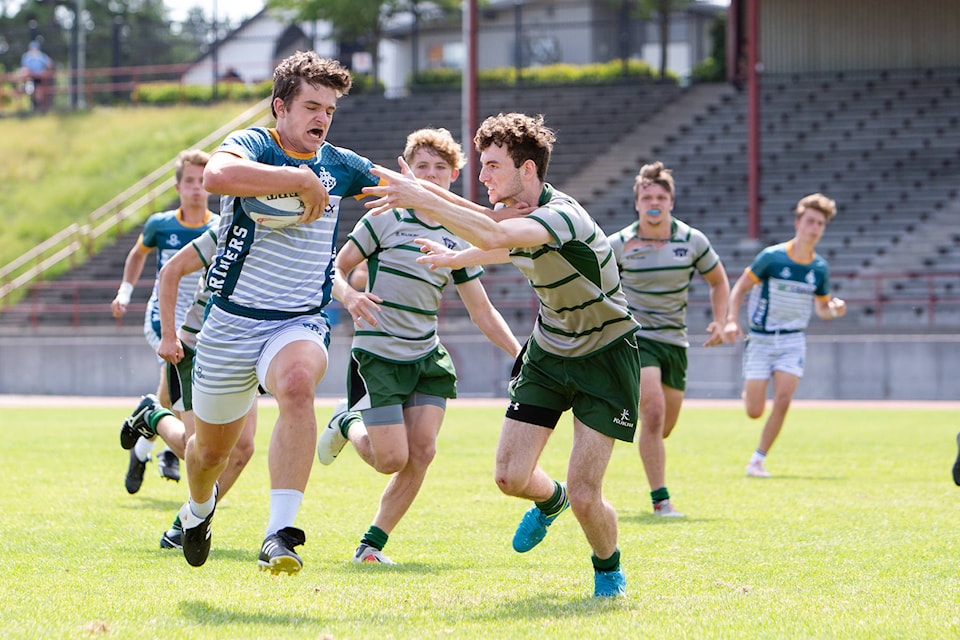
(745, 240), (830, 333)
(205, 127), (379, 316)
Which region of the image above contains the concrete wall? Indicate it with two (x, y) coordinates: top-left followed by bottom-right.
(2, 332), (959, 401)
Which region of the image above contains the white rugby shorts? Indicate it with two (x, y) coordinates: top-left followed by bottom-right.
(192, 305), (330, 424)
(742, 331), (806, 380)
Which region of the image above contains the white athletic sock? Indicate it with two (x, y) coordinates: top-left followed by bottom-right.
(749, 450), (767, 466)
(265, 489), (304, 537)
(134, 436), (155, 462)
(189, 491), (216, 519)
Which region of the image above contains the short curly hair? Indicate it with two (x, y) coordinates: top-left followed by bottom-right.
(403, 128), (466, 170)
(474, 113), (555, 182)
(271, 51), (352, 118)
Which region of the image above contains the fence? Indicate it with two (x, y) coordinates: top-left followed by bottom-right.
(4, 269), (960, 333)
(0, 98), (273, 308)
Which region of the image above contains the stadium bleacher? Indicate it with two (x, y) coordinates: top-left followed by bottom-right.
(3, 70), (959, 332)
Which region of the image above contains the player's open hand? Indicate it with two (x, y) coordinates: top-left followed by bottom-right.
(342, 289), (382, 329)
(721, 319), (743, 343)
(415, 238), (460, 270)
(703, 320), (730, 347)
(363, 157), (425, 216)
(487, 201), (536, 222)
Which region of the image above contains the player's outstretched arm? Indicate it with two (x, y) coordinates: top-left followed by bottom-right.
(156, 244), (204, 363)
(456, 278), (522, 358)
(332, 241), (382, 328)
(111, 242), (150, 318)
(703, 260), (732, 346)
(815, 296), (847, 320)
(414, 238), (511, 270)
(723, 268), (756, 342)
(203, 152), (329, 224)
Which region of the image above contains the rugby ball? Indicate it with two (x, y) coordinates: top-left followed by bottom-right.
(240, 193), (305, 228)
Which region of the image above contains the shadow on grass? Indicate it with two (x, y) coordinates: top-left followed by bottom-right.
(120, 495), (182, 512)
(743, 474), (844, 481)
(619, 512), (710, 525)
(179, 600), (329, 626)
(471, 592), (630, 621)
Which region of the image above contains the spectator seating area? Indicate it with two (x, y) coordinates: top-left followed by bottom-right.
(577, 67), (960, 332)
(3, 70), (960, 332)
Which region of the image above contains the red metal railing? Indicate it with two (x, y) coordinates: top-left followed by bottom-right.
(4, 270), (959, 332)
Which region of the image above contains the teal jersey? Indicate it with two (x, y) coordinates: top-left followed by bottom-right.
(140, 208), (218, 334)
(347, 208), (483, 362)
(746, 240), (830, 333)
(609, 218), (720, 347)
(510, 184), (638, 358)
(206, 127), (379, 316)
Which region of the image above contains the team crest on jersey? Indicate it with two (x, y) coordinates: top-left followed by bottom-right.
(442, 236), (457, 250)
(779, 267), (792, 279)
(673, 247), (689, 258)
(168, 234), (182, 248)
(317, 166), (337, 192)
(805, 270), (816, 284)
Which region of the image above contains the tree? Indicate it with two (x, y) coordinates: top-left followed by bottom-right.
(654, 0), (696, 80)
(267, 0), (458, 87)
(602, 0), (694, 80)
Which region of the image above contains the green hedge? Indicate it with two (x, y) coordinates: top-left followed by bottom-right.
(132, 73), (384, 105)
(412, 59), (675, 90)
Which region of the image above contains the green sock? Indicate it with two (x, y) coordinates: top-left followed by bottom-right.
(361, 525), (388, 551)
(170, 514), (182, 532)
(535, 481), (567, 517)
(146, 408), (175, 434)
(339, 412), (362, 438)
(592, 549), (621, 572)
(650, 487), (670, 504)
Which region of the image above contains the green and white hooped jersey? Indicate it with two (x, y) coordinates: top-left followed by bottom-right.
(205, 127), (379, 317)
(347, 208), (483, 362)
(609, 218), (720, 348)
(510, 184), (638, 358)
(177, 228), (218, 351)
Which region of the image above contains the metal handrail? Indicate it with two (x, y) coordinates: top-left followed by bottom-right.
(0, 97), (273, 305)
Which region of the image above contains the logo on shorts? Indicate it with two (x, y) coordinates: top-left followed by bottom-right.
(613, 408), (634, 429)
(302, 322), (323, 335)
(194, 365), (204, 379)
(508, 401), (520, 412)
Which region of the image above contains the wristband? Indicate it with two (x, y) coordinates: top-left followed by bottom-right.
(116, 281), (134, 305)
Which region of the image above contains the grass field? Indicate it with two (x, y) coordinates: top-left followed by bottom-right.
(2, 402), (959, 639)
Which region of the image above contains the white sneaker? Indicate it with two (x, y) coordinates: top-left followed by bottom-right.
(653, 500), (685, 517)
(353, 543), (396, 565)
(745, 461), (772, 478)
(317, 399), (351, 465)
